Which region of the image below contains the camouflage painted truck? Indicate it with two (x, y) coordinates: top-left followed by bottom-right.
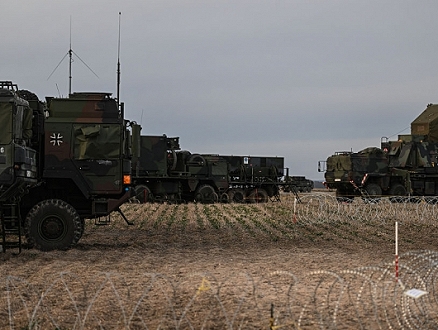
(283, 176), (314, 193)
(219, 155), (287, 203)
(131, 134), (229, 203)
(0, 81), (134, 252)
(319, 103), (438, 200)
(201, 154), (309, 202)
(131, 133), (299, 203)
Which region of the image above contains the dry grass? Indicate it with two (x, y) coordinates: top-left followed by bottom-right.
(1, 191), (438, 329)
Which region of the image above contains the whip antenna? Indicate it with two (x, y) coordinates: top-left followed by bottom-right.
(47, 16), (98, 96)
(117, 12), (121, 106)
(69, 17), (72, 94)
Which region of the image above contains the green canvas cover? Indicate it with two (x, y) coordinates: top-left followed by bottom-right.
(326, 154), (352, 171)
(138, 136), (167, 176)
(22, 106), (33, 140)
(74, 124), (121, 160)
(411, 104), (438, 142)
(0, 102), (12, 144)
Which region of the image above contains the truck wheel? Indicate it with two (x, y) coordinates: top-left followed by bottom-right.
(335, 189), (353, 203)
(195, 184), (218, 204)
(248, 188), (269, 203)
(363, 183), (382, 204)
(188, 154), (206, 166)
(134, 185), (153, 203)
(365, 183), (382, 196)
(25, 199), (82, 251)
(388, 183), (407, 203)
(229, 189), (245, 203)
(220, 193), (230, 203)
(80, 218), (85, 237)
(389, 183), (407, 196)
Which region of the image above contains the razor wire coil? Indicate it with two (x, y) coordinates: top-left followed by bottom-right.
(1, 250), (438, 329)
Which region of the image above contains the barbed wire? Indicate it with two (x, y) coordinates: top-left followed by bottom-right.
(1, 250), (437, 329)
(292, 193), (438, 225)
(2, 194), (438, 328)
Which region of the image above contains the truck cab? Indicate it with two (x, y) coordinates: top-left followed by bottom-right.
(0, 82), (37, 202)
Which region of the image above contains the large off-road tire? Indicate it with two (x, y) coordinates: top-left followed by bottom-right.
(389, 183), (407, 196)
(80, 218), (85, 237)
(247, 188), (269, 203)
(220, 193), (230, 203)
(25, 199), (82, 251)
(228, 189), (246, 203)
(167, 150), (178, 171)
(194, 184), (218, 204)
(335, 188), (354, 203)
(188, 154), (206, 166)
(388, 183), (408, 203)
(134, 185), (153, 203)
(363, 183), (382, 204)
(365, 183), (382, 196)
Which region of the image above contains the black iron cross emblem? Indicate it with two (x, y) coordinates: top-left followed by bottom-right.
(50, 133), (63, 146)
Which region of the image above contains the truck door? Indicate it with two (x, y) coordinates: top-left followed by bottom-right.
(71, 123), (123, 195)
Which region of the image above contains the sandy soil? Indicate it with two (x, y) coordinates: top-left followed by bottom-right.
(0, 194), (437, 329)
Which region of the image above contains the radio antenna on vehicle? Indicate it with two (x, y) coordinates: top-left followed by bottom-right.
(47, 16), (99, 95)
(117, 12), (122, 106)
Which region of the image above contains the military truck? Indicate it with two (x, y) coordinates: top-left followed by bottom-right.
(283, 176), (314, 193)
(0, 81), (134, 252)
(319, 103), (438, 200)
(131, 134), (228, 203)
(131, 133), (297, 203)
(219, 155), (285, 203)
(318, 146), (408, 200)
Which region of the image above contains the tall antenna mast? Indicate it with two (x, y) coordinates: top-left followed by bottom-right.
(47, 16), (99, 96)
(69, 16), (73, 95)
(117, 12), (122, 106)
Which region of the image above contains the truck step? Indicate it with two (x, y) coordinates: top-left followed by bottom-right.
(0, 203), (22, 254)
(94, 216), (111, 226)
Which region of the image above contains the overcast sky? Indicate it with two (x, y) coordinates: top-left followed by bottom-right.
(3, 1), (438, 180)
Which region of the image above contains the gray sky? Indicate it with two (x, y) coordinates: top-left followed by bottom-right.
(3, 1), (438, 180)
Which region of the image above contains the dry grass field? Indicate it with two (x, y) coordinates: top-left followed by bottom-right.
(1, 190), (438, 329)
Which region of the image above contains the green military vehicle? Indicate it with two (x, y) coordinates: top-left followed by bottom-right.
(131, 133), (300, 203)
(319, 103), (438, 200)
(131, 134), (228, 203)
(219, 155), (285, 203)
(318, 147), (408, 200)
(0, 83), (38, 193)
(283, 176), (314, 193)
(0, 81), (134, 252)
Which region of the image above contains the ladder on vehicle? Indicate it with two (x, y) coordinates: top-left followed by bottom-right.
(0, 202), (22, 254)
(290, 185), (301, 203)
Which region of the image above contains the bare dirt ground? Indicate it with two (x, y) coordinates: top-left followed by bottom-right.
(0, 221), (397, 280)
(1, 192), (437, 328)
(2, 201), (429, 280)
